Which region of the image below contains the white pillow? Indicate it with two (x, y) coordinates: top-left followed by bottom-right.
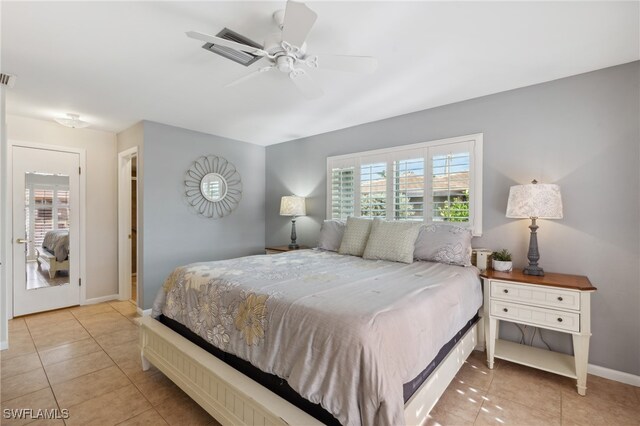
(363, 220), (422, 264)
(317, 220), (346, 252)
(414, 224), (473, 266)
(338, 217), (375, 257)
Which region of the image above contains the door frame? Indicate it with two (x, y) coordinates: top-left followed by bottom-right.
(117, 147), (138, 303)
(4, 140), (87, 319)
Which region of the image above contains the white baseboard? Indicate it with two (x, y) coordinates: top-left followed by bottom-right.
(588, 363), (640, 387)
(0, 340), (7, 350)
(83, 294), (120, 305)
(136, 307), (152, 317)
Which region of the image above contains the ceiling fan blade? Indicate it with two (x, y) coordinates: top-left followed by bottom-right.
(282, 1), (318, 48)
(316, 55), (378, 74)
(186, 31), (268, 56)
(289, 69), (323, 99)
(225, 66), (274, 88)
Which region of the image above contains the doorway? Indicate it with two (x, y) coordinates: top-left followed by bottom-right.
(12, 146), (81, 316)
(130, 156), (137, 302)
(118, 148), (138, 304)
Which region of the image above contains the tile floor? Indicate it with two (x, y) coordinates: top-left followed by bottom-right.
(26, 262), (69, 290)
(2, 303), (639, 426)
(1, 301), (218, 426)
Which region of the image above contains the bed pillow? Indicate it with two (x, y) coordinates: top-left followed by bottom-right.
(363, 220), (422, 264)
(338, 217), (375, 257)
(414, 224), (473, 266)
(317, 220), (346, 252)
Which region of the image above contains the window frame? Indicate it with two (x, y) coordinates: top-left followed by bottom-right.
(326, 133), (483, 236)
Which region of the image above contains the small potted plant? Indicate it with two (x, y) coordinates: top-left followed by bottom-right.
(492, 249), (513, 272)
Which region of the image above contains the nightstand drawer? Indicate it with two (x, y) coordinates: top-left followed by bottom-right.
(491, 280), (580, 311)
(490, 300), (580, 333)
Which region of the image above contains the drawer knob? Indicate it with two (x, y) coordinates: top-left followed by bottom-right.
(503, 289), (509, 294)
(503, 308), (509, 313)
(557, 296), (563, 301)
(557, 317), (563, 323)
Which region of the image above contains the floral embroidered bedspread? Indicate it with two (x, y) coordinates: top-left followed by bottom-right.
(152, 249), (482, 426)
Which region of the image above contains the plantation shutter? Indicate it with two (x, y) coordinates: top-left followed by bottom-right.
(56, 189), (71, 229)
(428, 142), (472, 224)
(360, 162), (387, 218)
(26, 184), (71, 257)
(327, 134), (482, 235)
(393, 157), (425, 220)
(330, 166), (355, 219)
(32, 187), (55, 250)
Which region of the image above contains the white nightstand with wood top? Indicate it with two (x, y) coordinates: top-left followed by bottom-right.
(481, 269), (597, 395)
(265, 245), (309, 255)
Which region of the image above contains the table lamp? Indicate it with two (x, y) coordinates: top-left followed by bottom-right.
(506, 180), (563, 276)
(280, 196), (306, 249)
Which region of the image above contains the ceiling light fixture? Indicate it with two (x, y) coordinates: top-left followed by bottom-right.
(54, 113), (90, 129)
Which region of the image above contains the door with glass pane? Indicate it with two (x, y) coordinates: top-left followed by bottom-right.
(12, 146), (80, 316)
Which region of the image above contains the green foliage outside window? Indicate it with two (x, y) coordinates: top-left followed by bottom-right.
(438, 190), (469, 222)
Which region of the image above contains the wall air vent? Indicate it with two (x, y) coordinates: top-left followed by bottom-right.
(0, 73), (17, 88)
(202, 28), (262, 67)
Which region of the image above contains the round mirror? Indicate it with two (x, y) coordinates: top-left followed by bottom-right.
(200, 173), (227, 202)
(185, 155), (242, 219)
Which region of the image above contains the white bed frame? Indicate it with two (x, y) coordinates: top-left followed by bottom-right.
(36, 247), (69, 279)
(140, 314), (484, 426)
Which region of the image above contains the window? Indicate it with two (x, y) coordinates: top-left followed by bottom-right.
(25, 183), (70, 259)
(330, 166), (355, 220)
(326, 134), (483, 235)
(360, 162), (387, 218)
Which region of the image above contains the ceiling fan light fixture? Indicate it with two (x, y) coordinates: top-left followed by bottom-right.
(55, 113), (90, 129)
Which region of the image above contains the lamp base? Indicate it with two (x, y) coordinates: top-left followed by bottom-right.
(289, 218), (298, 250)
(523, 266), (545, 276)
(524, 217), (545, 276)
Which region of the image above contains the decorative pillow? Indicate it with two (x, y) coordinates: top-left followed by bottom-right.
(317, 220), (346, 252)
(338, 217), (375, 257)
(363, 220), (422, 264)
(414, 224), (473, 266)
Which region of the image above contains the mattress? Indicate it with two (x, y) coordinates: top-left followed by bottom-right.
(152, 249), (483, 425)
(157, 313), (479, 425)
(41, 229), (69, 262)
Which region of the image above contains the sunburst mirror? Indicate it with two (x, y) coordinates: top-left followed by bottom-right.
(184, 155), (242, 218)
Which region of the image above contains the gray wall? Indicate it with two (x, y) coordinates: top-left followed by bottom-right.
(265, 61), (640, 375)
(140, 121), (265, 309)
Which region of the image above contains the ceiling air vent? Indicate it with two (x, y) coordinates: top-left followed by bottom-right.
(0, 73), (17, 88)
(202, 28), (262, 66)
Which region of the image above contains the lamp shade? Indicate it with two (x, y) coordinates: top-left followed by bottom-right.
(280, 196), (306, 216)
(506, 182), (563, 219)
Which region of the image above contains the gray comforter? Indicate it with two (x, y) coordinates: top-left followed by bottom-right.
(42, 229), (69, 262)
(152, 249), (482, 426)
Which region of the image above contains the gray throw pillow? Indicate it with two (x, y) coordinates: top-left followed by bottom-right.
(414, 224), (473, 266)
(363, 220), (422, 264)
(317, 220), (346, 252)
(338, 217), (375, 257)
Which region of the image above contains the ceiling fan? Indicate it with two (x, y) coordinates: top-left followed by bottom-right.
(186, 0), (377, 99)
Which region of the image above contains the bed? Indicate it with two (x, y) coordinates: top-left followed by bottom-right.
(141, 249), (483, 425)
(36, 229), (70, 279)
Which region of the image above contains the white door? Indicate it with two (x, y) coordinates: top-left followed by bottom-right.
(13, 146), (81, 316)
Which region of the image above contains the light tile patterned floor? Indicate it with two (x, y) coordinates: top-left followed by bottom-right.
(1, 302), (218, 426)
(2, 303), (639, 425)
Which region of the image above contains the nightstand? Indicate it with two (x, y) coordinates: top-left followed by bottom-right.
(481, 268), (596, 395)
(265, 245), (309, 255)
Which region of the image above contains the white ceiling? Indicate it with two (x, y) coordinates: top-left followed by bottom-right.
(3, 1), (638, 146)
